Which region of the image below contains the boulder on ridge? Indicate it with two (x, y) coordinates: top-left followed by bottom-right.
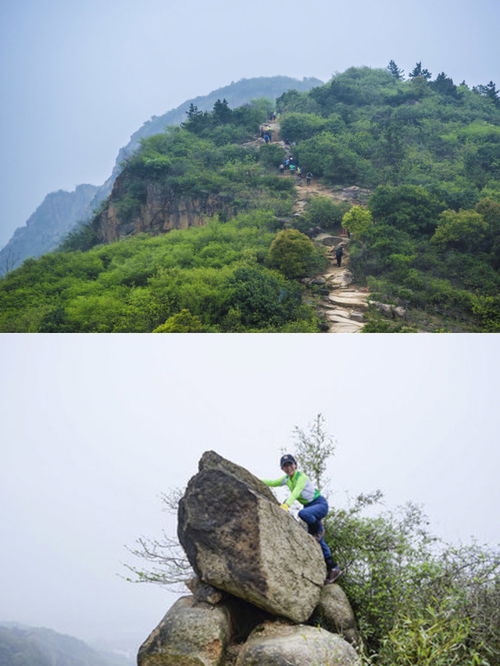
(137, 595), (231, 666)
(310, 583), (362, 648)
(178, 451), (325, 622)
(235, 621), (361, 666)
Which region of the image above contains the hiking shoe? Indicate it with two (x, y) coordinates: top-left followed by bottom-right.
(325, 566), (343, 585)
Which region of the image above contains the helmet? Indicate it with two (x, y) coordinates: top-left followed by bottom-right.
(280, 454), (297, 468)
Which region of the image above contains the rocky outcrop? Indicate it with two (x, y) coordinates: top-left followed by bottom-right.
(235, 622), (360, 666)
(94, 176), (231, 243)
(178, 451), (325, 623)
(369, 300), (407, 319)
(139, 451), (361, 666)
(138, 596), (231, 666)
(311, 584), (362, 648)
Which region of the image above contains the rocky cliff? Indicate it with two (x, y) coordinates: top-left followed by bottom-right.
(139, 451), (361, 666)
(93, 174), (234, 244)
(0, 76), (322, 273)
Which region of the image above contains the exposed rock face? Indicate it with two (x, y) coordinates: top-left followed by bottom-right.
(311, 584), (362, 648)
(186, 576), (225, 605)
(178, 451), (325, 622)
(137, 596), (231, 666)
(93, 176), (231, 244)
(235, 622), (361, 666)
(369, 300), (407, 319)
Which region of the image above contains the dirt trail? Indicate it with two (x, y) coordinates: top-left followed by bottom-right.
(252, 119), (371, 332)
(294, 183), (370, 333)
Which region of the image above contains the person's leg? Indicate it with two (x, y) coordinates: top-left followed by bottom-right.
(298, 497), (328, 535)
(300, 498), (342, 583)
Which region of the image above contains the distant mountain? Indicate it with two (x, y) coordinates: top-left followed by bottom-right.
(0, 623), (133, 666)
(0, 76), (322, 273)
(0, 185), (99, 274)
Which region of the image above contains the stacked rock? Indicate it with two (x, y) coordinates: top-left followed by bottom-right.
(138, 451), (361, 666)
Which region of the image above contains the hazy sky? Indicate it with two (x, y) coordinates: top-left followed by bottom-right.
(1, 0), (500, 248)
(0, 334), (498, 656)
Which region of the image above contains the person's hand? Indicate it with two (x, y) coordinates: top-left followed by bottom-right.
(280, 504), (290, 511)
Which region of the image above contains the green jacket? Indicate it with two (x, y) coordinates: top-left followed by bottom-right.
(262, 470), (320, 507)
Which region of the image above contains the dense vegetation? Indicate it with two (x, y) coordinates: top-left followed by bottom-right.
(1, 63), (499, 331)
(292, 415), (499, 665)
(277, 64), (500, 331)
(0, 213), (323, 332)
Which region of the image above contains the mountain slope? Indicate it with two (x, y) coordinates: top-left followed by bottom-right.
(0, 76), (321, 274)
(1, 65), (498, 333)
(0, 624), (133, 666)
(0, 185), (98, 274)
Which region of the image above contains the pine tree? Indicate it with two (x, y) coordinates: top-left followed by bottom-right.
(431, 72), (457, 97)
(475, 81), (500, 107)
(213, 98), (232, 124)
(387, 60), (404, 80)
(409, 61), (432, 80)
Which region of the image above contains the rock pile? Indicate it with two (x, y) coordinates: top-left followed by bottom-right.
(138, 451), (361, 665)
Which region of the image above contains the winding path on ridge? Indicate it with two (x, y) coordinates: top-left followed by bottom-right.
(262, 119), (371, 333)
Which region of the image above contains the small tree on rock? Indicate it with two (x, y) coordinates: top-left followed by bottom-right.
(292, 413), (336, 491)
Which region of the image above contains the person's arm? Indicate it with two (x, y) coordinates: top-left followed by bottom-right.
(284, 472), (308, 507)
(262, 475), (287, 487)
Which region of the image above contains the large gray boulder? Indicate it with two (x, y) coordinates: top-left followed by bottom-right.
(137, 596), (231, 666)
(310, 584), (362, 648)
(178, 451), (325, 623)
(235, 621), (361, 666)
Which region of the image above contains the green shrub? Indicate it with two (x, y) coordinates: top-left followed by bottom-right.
(268, 229), (327, 278)
(153, 309), (204, 332)
(304, 196), (350, 230)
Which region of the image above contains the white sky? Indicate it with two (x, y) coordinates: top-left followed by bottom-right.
(1, 0), (499, 657)
(0, 334), (498, 655)
(1, 0), (500, 247)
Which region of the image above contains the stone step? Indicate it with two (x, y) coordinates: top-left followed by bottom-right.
(330, 320), (364, 333)
(327, 293), (369, 309)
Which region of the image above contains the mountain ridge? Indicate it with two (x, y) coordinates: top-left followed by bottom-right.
(0, 622), (134, 666)
(0, 76), (322, 274)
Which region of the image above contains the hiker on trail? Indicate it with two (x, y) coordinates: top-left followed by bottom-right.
(306, 171), (313, 186)
(279, 163), (285, 175)
(335, 244), (344, 267)
(262, 454), (342, 584)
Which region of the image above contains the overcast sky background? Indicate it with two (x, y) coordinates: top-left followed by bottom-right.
(1, 0), (500, 248)
(1, 1), (500, 659)
(1, 335), (499, 656)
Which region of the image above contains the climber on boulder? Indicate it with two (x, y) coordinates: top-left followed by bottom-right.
(262, 454), (342, 584)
